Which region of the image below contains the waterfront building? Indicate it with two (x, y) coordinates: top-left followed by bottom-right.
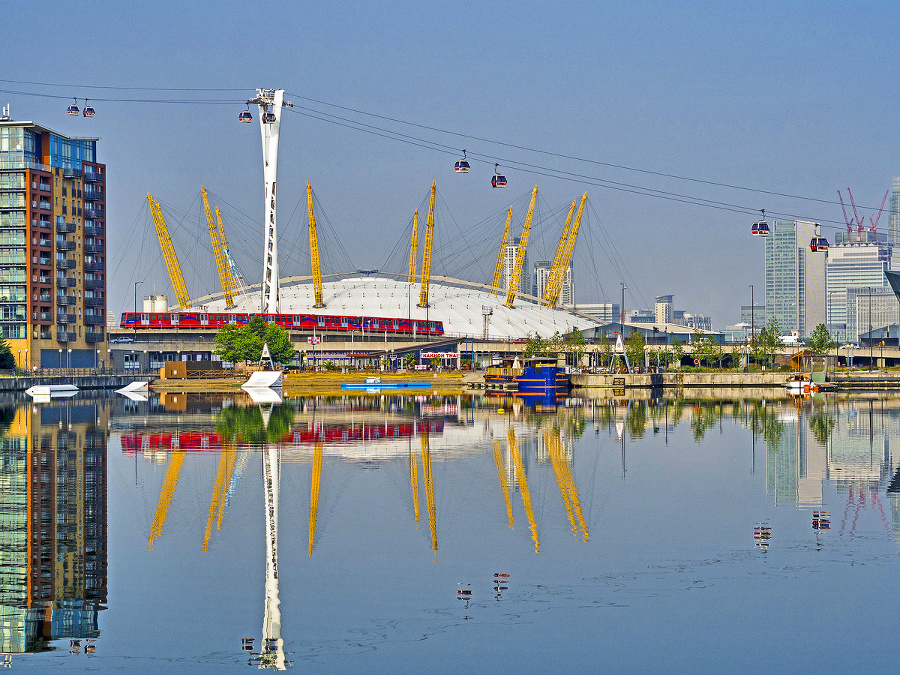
(846, 286), (897, 343)
(765, 220), (826, 338)
(890, 177), (900, 247)
(503, 237), (529, 297)
(825, 234), (896, 342)
(655, 295), (673, 325)
(0, 112), (107, 368)
(577, 303), (619, 324)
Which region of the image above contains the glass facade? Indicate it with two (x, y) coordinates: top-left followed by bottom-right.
(825, 241), (895, 341)
(890, 177), (900, 247)
(765, 220), (826, 337)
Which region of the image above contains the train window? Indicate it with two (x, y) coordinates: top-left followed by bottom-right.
(171, 314), (179, 324)
(317, 317), (325, 326)
(341, 317), (348, 326)
(393, 320), (399, 329)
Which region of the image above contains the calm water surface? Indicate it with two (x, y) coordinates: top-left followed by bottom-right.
(1, 390), (899, 672)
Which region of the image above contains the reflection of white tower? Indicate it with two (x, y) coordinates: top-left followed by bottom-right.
(248, 88), (292, 313)
(258, 445), (287, 670)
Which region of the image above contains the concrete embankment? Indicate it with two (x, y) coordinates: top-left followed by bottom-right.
(570, 372), (788, 388)
(0, 374), (151, 392)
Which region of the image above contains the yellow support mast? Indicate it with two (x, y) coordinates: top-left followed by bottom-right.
(418, 182), (436, 308)
(203, 448), (236, 552)
(505, 186), (538, 308)
(421, 432), (438, 557)
(507, 428), (539, 552)
(409, 446), (420, 525)
(306, 182), (325, 308)
(490, 207), (512, 295)
(542, 200), (576, 306)
(492, 439), (515, 528)
(201, 186), (235, 309)
(545, 193), (587, 308)
(148, 194), (192, 309)
(215, 207), (245, 297)
(308, 442), (323, 556)
(408, 209), (419, 284)
(148, 452), (186, 550)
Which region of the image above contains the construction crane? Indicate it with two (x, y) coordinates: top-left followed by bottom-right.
(505, 185), (538, 308)
(148, 452), (186, 550)
(838, 190), (855, 237)
(147, 194), (192, 309)
(201, 186), (236, 309)
(306, 182), (325, 308)
(542, 199), (576, 306)
(544, 193), (586, 308)
(408, 209), (419, 283)
(490, 207), (512, 295)
(869, 189), (890, 234)
(418, 182), (436, 308)
(848, 188), (866, 236)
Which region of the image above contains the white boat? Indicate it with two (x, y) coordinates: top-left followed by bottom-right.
(25, 384), (79, 399)
(116, 380), (150, 395)
(785, 374), (817, 393)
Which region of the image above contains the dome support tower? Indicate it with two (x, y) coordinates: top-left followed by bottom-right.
(248, 88), (292, 313)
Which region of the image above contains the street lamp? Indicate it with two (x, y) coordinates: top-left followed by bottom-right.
(868, 286), (873, 372)
(58, 348), (62, 370)
(67, 348), (72, 370)
(749, 284), (754, 372)
(134, 280), (143, 338)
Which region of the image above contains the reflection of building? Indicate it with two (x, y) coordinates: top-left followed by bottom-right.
(0, 403), (108, 657)
(766, 412), (828, 506)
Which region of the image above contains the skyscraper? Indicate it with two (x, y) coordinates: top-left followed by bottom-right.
(532, 260), (573, 305)
(503, 237), (529, 297)
(0, 110), (107, 368)
(765, 220), (826, 337)
(889, 176), (900, 247)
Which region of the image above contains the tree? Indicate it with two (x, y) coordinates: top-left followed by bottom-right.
(753, 316), (782, 367)
(670, 337), (684, 368)
(565, 329), (586, 367)
(403, 352), (416, 369)
(597, 333), (612, 367)
(0, 338), (15, 370)
(215, 324), (262, 364)
(625, 330), (645, 368)
(264, 323), (295, 364)
(248, 315), (267, 340)
(807, 323), (835, 355)
(524, 332), (546, 357)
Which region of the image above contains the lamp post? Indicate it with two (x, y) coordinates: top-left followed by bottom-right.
(748, 284), (754, 372)
(58, 348), (62, 371)
(828, 290), (836, 375)
(134, 280), (143, 337)
(67, 348), (71, 370)
(620, 283), (626, 338)
(868, 287), (873, 372)
(107, 348), (112, 373)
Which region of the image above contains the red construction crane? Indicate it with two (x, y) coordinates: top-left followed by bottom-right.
(838, 190), (854, 236)
(847, 188), (865, 235)
(868, 189), (889, 234)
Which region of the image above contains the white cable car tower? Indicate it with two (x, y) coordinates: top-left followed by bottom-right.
(247, 88), (292, 313)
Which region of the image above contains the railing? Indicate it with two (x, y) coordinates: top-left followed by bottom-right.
(83, 170), (102, 183)
(38, 312), (52, 322)
(56, 313), (76, 324)
(39, 220), (51, 230)
(55, 296), (75, 307)
(84, 225), (103, 236)
(84, 279), (103, 290)
(56, 241), (76, 251)
(84, 297), (104, 307)
(85, 332), (105, 342)
(56, 221), (76, 233)
(62, 167), (82, 179)
(39, 182), (51, 192)
(83, 208), (103, 219)
(39, 200), (51, 210)
(84, 315), (105, 325)
(83, 188), (103, 201)
(84, 243), (103, 253)
(59, 259), (76, 270)
(55, 330), (76, 342)
(84, 261), (104, 272)
(55, 278), (76, 288)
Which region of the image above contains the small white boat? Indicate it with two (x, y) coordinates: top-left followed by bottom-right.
(26, 384), (79, 399)
(785, 373), (817, 393)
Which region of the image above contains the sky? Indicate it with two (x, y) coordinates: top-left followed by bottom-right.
(2, 0), (899, 327)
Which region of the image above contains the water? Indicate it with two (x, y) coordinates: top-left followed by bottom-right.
(1, 391), (899, 672)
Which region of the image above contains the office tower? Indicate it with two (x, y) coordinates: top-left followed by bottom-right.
(765, 220), (826, 337)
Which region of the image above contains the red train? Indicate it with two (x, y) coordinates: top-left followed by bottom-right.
(120, 311), (445, 336)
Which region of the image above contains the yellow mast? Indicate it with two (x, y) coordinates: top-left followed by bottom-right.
(505, 185), (538, 308)
(492, 439), (515, 528)
(308, 442), (323, 556)
(408, 210), (419, 284)
(203, 448), (235, 552)
(307, 182), (325, 308)
(490, 207), (512, 295)
(410, 447), (420, 524)
(421, 432), (438, 557)
(148, 452), (186, 550)
(542, 200), (576, 305)
(201, 186), (235, 309)
(148, 194), (192, 309)
(507, 428), (539, 552)
(546, 430), (577, 534)
(215, 207), (245, 297)
(418, 182), (436, 308)
(545, 193), (587, 308)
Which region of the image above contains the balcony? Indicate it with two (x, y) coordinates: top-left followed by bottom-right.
(83, 187), (103, 201)
(85, 331), (105, 342)
(83, 207), (103, 219)
(39, 182), (51, 193)
(39, 295), (52, 303)
(56, 330), (76, 342)
(84, 261), (104, 272)
(39, 200), (51, 211)
(56, 241), (76, 252)
(39, 220), (51, 230)
(56, 313), (76, 324)
(62, 168), (82, 179)
(38, 312), (53, 322)
(84, 315), (105, 325)
(84, 279), (103, 290)
(84, 225), (103, 236)
(39, 258), (52, 267)
(56, 221), (76, 234)
(83, 170), (102, 183)
(84, 243), (103, 254)
(56, 278), (76, 289)
(58, 259), (76, 270)
(84, 297), (104, 307)
(39, 277), (52, 285)
(56, 296), (75, 307)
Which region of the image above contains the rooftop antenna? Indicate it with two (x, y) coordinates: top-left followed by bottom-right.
(0, 104), (9, 121)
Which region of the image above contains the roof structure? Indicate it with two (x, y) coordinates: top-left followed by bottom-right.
(201, 275), (600, 339)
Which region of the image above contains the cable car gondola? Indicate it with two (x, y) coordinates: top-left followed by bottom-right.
(262, 111), (276, 124)
(82, 100), (95, 118)
(809, 223), (828, 252)
(238, 109), (252, 123)
(751, 209), (769, 237)
(66, 99), (79, 116)
(454, 149), (470, 173)
(491, 163), (507, 188)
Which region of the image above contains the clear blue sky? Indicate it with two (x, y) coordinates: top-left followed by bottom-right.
(3, 0), (898, 326)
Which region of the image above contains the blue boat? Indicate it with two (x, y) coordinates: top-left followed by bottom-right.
(484, 358), (569, 397)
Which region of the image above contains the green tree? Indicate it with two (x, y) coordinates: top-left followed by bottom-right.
(524, 332), (545, 357)
(597, 333), (612, 367)
(708, 338), (725, 369)
(248, 315), (267, 340)
(625, 330), (645, 368)
(403, 352), (416, 369)
(670, 337), (684, 368)
(215, 324), (263, 364)
(264, 323), (295, 364)
(807, 323), (835, 355)
(566, 329), (586, 367)
(0, 338), (15, 370)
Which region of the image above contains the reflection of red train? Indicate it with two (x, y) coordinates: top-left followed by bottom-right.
(120, 311), (444, 336)
(120, 421), (445, 453)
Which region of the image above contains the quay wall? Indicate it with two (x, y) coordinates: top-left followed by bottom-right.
(0, 375), (150, 392)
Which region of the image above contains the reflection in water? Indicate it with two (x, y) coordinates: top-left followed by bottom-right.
(0, 402), (108, 662)
(5, 391), (900, 669)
